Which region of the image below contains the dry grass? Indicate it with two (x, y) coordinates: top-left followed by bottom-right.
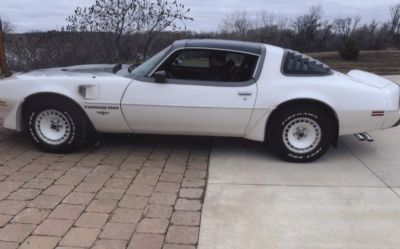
(308, 50), (400, 76)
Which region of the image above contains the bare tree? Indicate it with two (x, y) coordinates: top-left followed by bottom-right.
(334, 16), (361, 41)
(1, 20), (15, 34)
(138, 0), (192, 60)
(389, 4), (400, 36)
(67, 0), (191, 60)
(220, 11), (252, 40)
(290, 6), (332, 51)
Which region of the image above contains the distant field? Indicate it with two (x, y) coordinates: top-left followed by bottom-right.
(308, 50), (400, 76)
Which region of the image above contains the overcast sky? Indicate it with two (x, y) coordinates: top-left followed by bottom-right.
(0, 0), (398, 33)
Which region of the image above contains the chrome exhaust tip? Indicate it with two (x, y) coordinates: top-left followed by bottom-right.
(362, 133), (374, 142)
(354, 133), (374, 142)
(354, 133), (366, 141)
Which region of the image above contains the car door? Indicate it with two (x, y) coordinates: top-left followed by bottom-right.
(121, 48), (259, 136)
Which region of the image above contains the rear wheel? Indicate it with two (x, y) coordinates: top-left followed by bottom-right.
(268, 105), (334, 162)
(24, 100), (88, 153)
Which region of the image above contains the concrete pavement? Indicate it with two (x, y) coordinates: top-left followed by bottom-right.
(198, 76), (400, 249)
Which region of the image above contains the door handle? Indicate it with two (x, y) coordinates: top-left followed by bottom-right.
(237, 92), (252, 96)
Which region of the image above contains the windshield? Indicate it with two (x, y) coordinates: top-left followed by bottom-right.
(131, 45), (172, 77)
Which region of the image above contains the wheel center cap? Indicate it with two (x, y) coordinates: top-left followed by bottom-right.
(50, 120), (63, 132)
(294, 127), (307, 140)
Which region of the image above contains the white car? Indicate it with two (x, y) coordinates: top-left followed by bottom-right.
(0, 39), (399, 162)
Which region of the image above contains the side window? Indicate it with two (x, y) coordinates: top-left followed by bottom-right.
(153, 49), (259, 83)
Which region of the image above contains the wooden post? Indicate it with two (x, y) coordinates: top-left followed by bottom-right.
(0, 19), (8, 75)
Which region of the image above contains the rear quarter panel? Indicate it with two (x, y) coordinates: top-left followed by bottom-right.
(245, 45), (388, 141)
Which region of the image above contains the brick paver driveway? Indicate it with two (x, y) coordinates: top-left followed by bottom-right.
(0, 119), (210, 249)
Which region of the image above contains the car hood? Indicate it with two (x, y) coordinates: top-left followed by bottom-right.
(14, 64), (129, 79)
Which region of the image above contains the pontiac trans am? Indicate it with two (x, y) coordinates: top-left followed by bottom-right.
(0, 39), (399, 162)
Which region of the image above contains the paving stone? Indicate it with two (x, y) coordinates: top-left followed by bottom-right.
(47, 162), (74, 171)
(0, 241), (18, 249)
(140, 167), (163, 176)
(164, 165), (186, 174)
(120, 162), (143, 170)
(20, 164), (48, 173)
(128, 233), (164, 249)
(7, 172), (37, 182)
(75, 212), (108, 228)
(28, 195), (64, 209)
(49, 204), (85, 220)
(0, 223), (36, 242)
(7, 188), (41, 201)
(163, 244), (196, 249)
(96, 188), (125, 200)
(166, 226), (199, 245)
(0, 214), (12, 227)
(105, 178), (132, 189)
(184, 169), (207, 179)
(134, 175), (159, 185)
(111, 208), (142, 224)
(175, 199), (202, 211)
(84, 175), (110, 184)
(92, 239), (128, 249)
(23, 179), (53, 189)
(159, 173), (184, 183)
(113, 169), (138, 179)
(171, 211), (201, 226)
(63, 192), (94, 205)
(86, 199), (117, 213)
(179, 188), (204, 199)
(55, 175), (84, 186)
(155, 182), (180, 194)
(12, 208), (50, 224)
(0, 200), (26, 215)
(143, 160), (166, 168)
(146, 205), (173, 219)
(99, 222), (136, 240)
(19, 236), (59, 249)
(119, 195), (148, 209)
(42, 184), (74, 197)
(150, 193), (177, 205)
(66, 167), (92, 176)
(126, 184), (154, 197)
(34, 219), (74, 237)
(75, 182), (104, 193)
(181, 178), (205, 188)
(136, 218), (169, 234)
(37, 170), (64, 180)
(60, 227), (100, 248)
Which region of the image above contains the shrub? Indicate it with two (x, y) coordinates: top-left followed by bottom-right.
(339, 39), (360, 60)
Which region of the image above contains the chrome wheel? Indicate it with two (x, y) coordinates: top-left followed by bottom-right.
(282, 117), (322, 154)
(34, 110), (71, 145)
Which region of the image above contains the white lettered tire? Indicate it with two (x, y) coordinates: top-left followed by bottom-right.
(268, 105), (333, 162)
(24, 100), (88, 153)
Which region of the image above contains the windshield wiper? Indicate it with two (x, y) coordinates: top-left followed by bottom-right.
(113, 64), (122, 74)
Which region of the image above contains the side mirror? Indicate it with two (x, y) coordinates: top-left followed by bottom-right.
(153, 72), (167, 83)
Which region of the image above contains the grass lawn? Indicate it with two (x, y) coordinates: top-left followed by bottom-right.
(308, 50), (400, 76)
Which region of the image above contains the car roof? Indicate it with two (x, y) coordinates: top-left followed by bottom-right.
(173, 39), (263, 55)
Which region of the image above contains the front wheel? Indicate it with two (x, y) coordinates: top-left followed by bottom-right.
(268, 105), (334, 163)
(24, 100), (88, 153)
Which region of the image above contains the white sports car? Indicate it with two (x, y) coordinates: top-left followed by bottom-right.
(0, 39), (399, 162)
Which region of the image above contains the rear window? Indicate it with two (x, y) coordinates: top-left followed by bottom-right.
(282, 51), (332, 76)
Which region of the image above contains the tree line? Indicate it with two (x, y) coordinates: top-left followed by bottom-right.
(3, 1), (400, 72)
